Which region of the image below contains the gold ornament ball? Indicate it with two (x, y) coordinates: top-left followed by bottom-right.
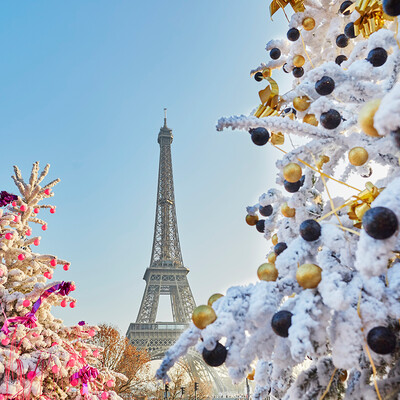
(293, 55), (305, 67)
(268, 252), (277, 264)
(246, 214), (259, 226)
(339, 370), (348, 383)
(348, 147), (369, 166)
(272, 233), (279, 246)
(257, 263), (278, 282)
(296, 263), (322, 289)
(281, 202), (296, 218)
(207, 293), (223, 307)
(293, 96), (311, 112)
(303, 114), (318, 126)
(302, 17), (316, 30)
(192, 305), (217, 329)
(283, 163), (302, 183)
(358, 99), (382, 137)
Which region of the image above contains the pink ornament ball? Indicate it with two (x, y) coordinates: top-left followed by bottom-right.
(23, 299), (31, 307)
(12, 201), (16, 207)
(34, 208), (39, 214)
(20, 205), (26, 212)
(13, 216), (19, 223)
(50, 208), (55, 214)
(88, 329), (96, 337)
(44, 189), (51, 195)
(26, 229), (32, 236)
(93, 350), (99, 357)
(107, 380), (114, 388)
(52, 365), (59, 374)
(1, 337), (10, 346)
(70, 301), (76, 309)
(70, 378), (79, 386)
(18, 254), (25, 261)
(63, 264), (70, 271)
(50, 259), (57, 267)
(44, 271), (51, 279)
(0, 394), (5, 400)
(81, 350), (88, 357)
(61, 299), (67, 308)
(67, 359), (75, 368)
(70, 284), (76, 291)
(5, 233), (12, 240)
(101, 392), (109, 400)
(34, 239), (40, 246)
(42, 225), (47, 231)
(0, 269), (3, 277)
(27, 371), (36, 380)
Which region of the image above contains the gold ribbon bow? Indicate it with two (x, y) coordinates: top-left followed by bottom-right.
(270, 0), (305, 17)
(254, 77), (281, 118)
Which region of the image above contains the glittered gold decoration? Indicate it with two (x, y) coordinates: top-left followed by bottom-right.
(353, 0), (393, 38)
(303, 114), (318, 126)
(302, 17), (315, 30)
(347, 182), (383, 228)
(283, 163), (302, 182)
(272, 233), (278, 246)
(296, 263), (322, 289)
(257, 263), (279, 282)
(246, 214), (259, 226)
(207, 293), (223, 307)
(270, 0), (305, 17)
(316, 155), (330, 170)
(271, 132), (285, 145)
(281, 202), (296, 217)
(358, 99), (382, 137)
(293, 55), (305, 67)
(293, 96), (311, 112)
(348, 147), (369, 166)
(192, 305), (217, 329)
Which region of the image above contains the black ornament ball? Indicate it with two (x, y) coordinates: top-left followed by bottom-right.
(271, 310), (293, 337)
(256, 219), (266, 233)
(320, 109), (342, 129)
(335, 55), (348, 65)
(300, 219), (322, 241)
(270, 48), (281, 60)
(274, 242), (287, 256)
(383, 0), (400, 16)
(293, 67), (304, 78)
(284, 175), (305, 193)
(367, 47), (388, 67)
(250, 127), (270, 146)
(287, 28), (300, 41)
(336, 34), (349, 48)
(340, 0), (353, 14)
(202, 342), (228, 367)
(283, 63), (290, 73)
(254, 72), (264, 82)
(344, 22), (357, 38)
(315, 76), (335, 96)
(362, 206), (398, 240)
(367, 326), (396, 355)
(391, 128), (400, 148)
(260, 205), (273, 217)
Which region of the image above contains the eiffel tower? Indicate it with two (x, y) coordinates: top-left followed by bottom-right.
(126, 112), (231, 394)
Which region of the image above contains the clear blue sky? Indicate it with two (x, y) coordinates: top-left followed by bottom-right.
(0, 1), (289, 330)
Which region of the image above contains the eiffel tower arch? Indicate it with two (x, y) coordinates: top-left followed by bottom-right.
(126, 111), (229, 393)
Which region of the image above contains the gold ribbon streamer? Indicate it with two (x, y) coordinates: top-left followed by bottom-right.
(319, 368), (338, 400)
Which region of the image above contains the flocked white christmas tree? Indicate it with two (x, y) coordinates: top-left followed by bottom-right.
(157, 0), (400, 398)
(0, 162), (125, 399)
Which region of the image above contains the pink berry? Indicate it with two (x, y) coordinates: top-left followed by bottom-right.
(107, 380), (114, 387)
(0, 269), (4, 277)
(32, 332), (39, 337)
(1, 337), (10, 346)
(93, 350), (99, 357)
(44, 271), (50, 279)
(81, 350), (88, 357)
(50, 208), (55, 214)
(34, 239), (40, 246)
(12, 201), (16, 207)
(70, 284), (76, 291)
(61, 299), (67, 308)
(52, 365), (59, 374)
(20, 205), (26, 212)
(0, 394), (5, 400)
(70, 378), (78, 386)
(26, 229), (32, 236)
(44, 189), (51, 195)
(23, 299), (31, 307)
(34, 208), (39, 214)
(70, 301), (76, 308)
(50, 259), (57, 267)
(63, 264), (69, 271)
(27, 371), (36, 380)
(101, 393), (109, 400)
(42, 225), (47, 231)
(5, 233), (12, 240)
(18, 254), (25, 261)
(14, 216), (19, 223)
(88, 329), (96, 337)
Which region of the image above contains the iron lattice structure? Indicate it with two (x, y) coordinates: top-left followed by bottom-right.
(126, 114), (231, 394)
